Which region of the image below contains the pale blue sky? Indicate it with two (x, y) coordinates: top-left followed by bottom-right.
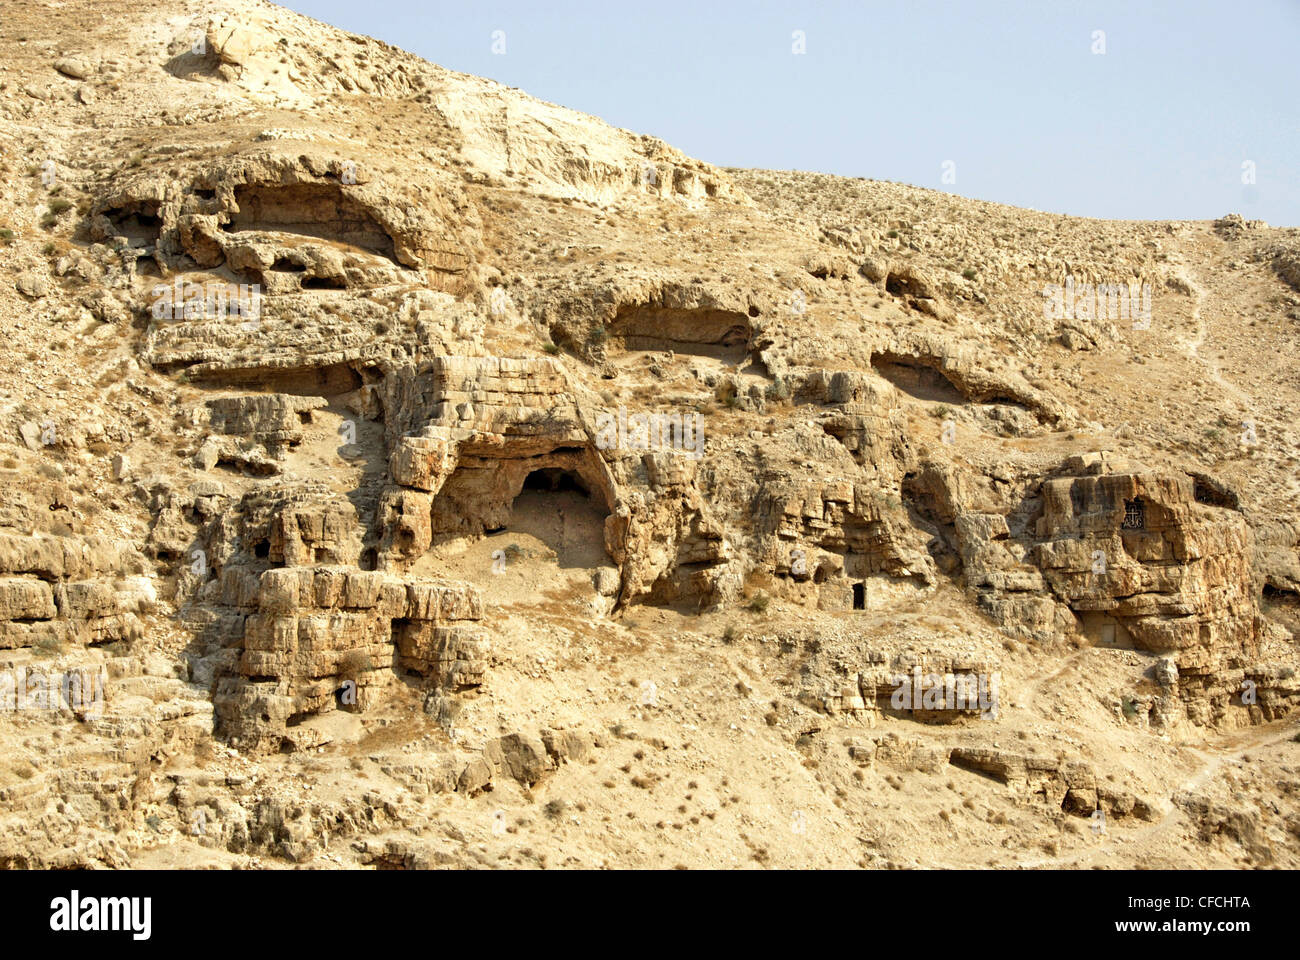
(284, 0), (1300, 225)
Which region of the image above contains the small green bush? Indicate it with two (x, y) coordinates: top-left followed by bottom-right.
(33, 634), (65, 659)
(337, 650), (374, 681)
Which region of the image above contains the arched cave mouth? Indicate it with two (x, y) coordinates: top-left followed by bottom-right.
(98, 200), (163, 245)
(871, 352), (966, 405)
(428, 455), (615, 573)
(522, 467), (591, 496)
(503, 468), (612, 571)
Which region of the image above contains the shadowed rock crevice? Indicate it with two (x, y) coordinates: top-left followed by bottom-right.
(610, 304), (752, 360)
(224, 182), (398, 262)
(872, 352), (967, 405)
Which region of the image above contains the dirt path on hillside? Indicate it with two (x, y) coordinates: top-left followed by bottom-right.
(1011, 719), (1298, 868)
(1181, 267), (1255, 412)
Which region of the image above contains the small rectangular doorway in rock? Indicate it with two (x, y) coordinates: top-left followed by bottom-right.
(1100, 623), (1116, 645)
(852, 582), (865, 610)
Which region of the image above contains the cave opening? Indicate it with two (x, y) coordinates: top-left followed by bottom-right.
(495, 465), (612, 571)
(224, 182), (397, 261)
(102, 202), (163, 244)
(302, 275), (348, 290)
(871, 353), (966, 405)
(609, 304), (752, 361)
(522, 468), (591, 496)
(196, 361), (364, 398)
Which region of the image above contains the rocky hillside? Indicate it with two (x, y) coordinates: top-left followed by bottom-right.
(0, 0), (1297, 869)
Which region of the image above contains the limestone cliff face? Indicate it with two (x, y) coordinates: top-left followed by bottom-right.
(945, 456), (1281, 727)
(0, 0), (1296, 869)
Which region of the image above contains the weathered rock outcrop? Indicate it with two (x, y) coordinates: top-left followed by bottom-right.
(944, 453), (1267, 726)
(0, 534), (151, 650)
(378, 355), (618, 561)
(213, 568), (485, 752)
(3, 0), (1298, 873)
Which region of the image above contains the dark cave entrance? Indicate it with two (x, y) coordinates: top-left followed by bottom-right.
(870, 353), (966, 405)
(498, 465), (612, 570)
(521, 468), (591, 497)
